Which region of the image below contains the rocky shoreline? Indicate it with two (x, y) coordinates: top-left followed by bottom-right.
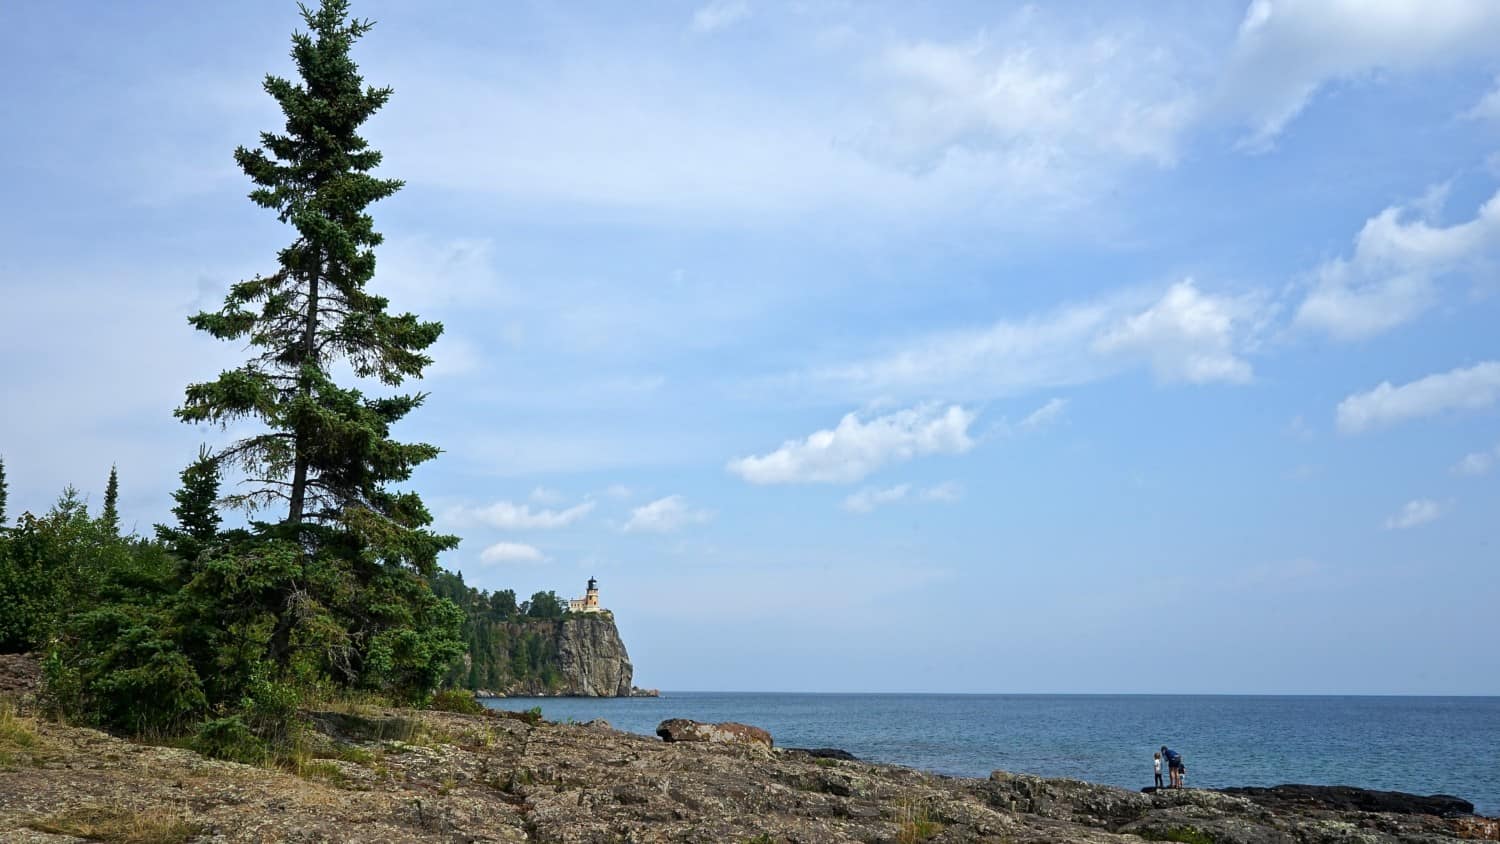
(2, 702), (1495, 842)
(1, 654), (1493, 842)
(474, 686), (660, 700)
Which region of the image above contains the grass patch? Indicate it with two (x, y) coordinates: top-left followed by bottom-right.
(293, 758), (348, 785)
(27, 804), (202, 844)
(1139, 826), (1217, 844)
(0, 701), (42, 766)
(1, 703), (39, 749)
(895, 796), (944, 844)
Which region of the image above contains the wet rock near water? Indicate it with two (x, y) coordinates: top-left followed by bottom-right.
(787, 746), (860, 761)
(1219, 784), (1475, 818)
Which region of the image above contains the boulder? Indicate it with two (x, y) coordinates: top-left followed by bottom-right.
(656, 718), (773, 748)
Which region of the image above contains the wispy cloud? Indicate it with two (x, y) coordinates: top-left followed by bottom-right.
(870, 26), (1193, 173)
(728, 404), (975, 485)
(804, 280), (1263, 402)
(529, 486), (564, 504)
(478, 541), (547, 564)
(1383, 498), (1444, 531)
(842, 484), (910, 514)
(843, 480), (965, 514)
(691, 0), (750, 34)
(1336, 360), (1500, 434)
(445, 499), (596, 530)
(1452, 443), (1500, 476)
(623, 495), (712, 533)
(1019, 398), (1068, 430)
(919, 481), (964, 503)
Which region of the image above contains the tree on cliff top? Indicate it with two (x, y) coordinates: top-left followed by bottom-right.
(171, 0), (460, 695)
(0, 456), (8, 526)
(99, 465), (120, 535)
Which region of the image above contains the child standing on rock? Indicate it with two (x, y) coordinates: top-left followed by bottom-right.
(1154, 752), (1163, 788)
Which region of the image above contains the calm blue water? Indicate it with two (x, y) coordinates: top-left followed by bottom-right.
(485, 693), (1500, 815)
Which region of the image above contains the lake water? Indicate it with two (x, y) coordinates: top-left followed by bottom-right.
(485, 693), (1500, 815)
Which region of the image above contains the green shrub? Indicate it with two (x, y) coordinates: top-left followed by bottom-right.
(192, 715), (267, 765)
(241, 678), (301, 749)
(429, 689), (485, 715)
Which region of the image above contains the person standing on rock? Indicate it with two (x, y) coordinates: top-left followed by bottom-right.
(1161, 745), (1183, 788)
(1154, 751), (1164, 789)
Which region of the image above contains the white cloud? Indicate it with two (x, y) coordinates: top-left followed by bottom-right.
(1467, 77), (1500, 122)
(1284, 414), (1315, 440)
(842, 484), (910, 514)
(1094, 281), (1254, 384)
(1383, 498), (1444, 530)
(691, 0), (750, 34)
(1019, 398), (1068, 430)
(445, 499), (596, 529)
(529, 486), (564, 504)
(371, 9), (1203, 228)
(1336, 360), (1500, 434)
(728, 404), (976, 485)
(843, 480), (964, 513)
(1222, 0), (1500, 147)
(808, 281), (1262, 402)
(1452, 443), (1500, 476)
(623, 495), (712, 533)
(871, 28), (1193, 173)
(479, 541), (547, 564)
(1296, 190), (1500, 340)
(918, 481), (965, 503)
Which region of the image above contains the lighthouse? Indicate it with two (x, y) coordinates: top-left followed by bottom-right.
(568, 577), (604, 613)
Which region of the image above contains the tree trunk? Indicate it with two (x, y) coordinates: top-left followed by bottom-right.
(287, 258), (321, 526)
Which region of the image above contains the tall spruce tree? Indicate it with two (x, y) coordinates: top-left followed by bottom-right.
(100, 465), (120, 535)
(173, 0), (461, 694)
(155, 448), (223, 564)
(0, 456), (8, 526)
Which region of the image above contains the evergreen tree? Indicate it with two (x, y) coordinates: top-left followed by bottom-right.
(155, 448), (223, 564)
(100, 465), (120, 535)
(0, 455), (8, 526)
(172, 0), (460, 694)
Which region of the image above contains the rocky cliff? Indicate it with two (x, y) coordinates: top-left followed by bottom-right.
(499, 612), (633, 697)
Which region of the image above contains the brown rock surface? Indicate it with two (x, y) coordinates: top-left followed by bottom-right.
(0, 684), (1490, 842)
(0, 653), (40, 699)
(655, 718), (774, 749)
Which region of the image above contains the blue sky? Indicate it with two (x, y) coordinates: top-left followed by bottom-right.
(3, 1), (1499, 694)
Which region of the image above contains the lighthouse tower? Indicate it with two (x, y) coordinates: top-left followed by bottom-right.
(568, 577), (604, 613)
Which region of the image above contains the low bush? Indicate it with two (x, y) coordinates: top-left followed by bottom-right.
(192, 715), (267, 766)
(429, 688), (485, 715)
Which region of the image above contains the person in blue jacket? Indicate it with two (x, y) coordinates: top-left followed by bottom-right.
(1160, 745), (1184, 788)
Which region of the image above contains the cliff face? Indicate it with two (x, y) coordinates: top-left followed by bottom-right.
(503, 613), (633, 697)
